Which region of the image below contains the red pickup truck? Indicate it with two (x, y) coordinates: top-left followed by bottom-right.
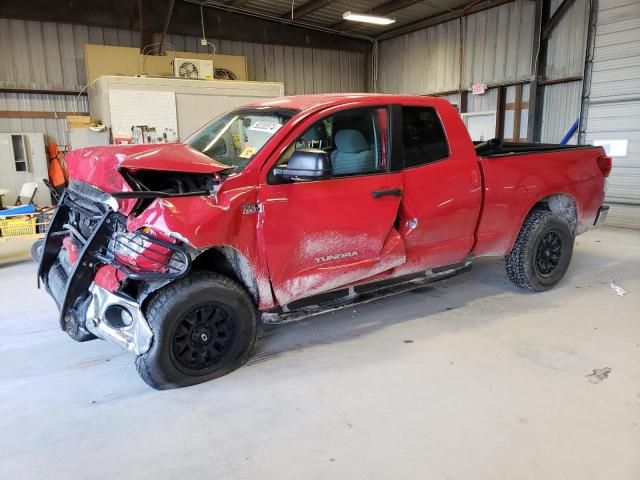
(38, 94), (611, 389)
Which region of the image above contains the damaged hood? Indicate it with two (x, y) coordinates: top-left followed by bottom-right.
(118, 144), (231, 173)
(66, 143), (231, 192)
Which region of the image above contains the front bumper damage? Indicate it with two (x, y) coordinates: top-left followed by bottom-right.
(85, 283), (152, 354)
(38, 183), (191, 355)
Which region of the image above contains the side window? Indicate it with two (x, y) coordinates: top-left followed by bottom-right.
(401, 107), (449, 168)
(275, 107), (388, 178)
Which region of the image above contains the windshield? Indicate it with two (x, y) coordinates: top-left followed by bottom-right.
(185, 107), (298, 173)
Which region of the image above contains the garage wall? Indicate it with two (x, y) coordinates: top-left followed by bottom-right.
(540, 0), (590, 143)
(378, 0), (590, 143)
(0, 18), (365, 145)
(582, 0), (640, 229)
(378, 19), (461, 94)
(378, 0), (535, 94)
(541, 81), (583, 143)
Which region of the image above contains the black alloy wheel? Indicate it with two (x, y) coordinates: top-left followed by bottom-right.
(534, 230), (563, 277)
(135, 272), (258, 389)
(505, 209), (575, 291)
(170, 303), (238, 375)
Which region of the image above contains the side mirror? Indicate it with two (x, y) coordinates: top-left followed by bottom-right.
(273, 149), (332, 181)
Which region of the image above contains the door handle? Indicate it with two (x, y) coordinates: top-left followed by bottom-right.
(372, 188), (402, 199)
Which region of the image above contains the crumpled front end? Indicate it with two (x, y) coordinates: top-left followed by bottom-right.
(38, 181), (191, 354)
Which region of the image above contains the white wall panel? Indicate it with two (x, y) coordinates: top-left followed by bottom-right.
(583, 0), (640, 228)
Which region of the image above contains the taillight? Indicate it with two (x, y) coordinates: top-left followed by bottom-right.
(597, 155), (612, 177)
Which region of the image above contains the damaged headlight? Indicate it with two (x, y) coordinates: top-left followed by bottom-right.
(110, 229), (173, 273)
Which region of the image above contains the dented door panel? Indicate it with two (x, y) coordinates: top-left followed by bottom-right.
(396, 157), (482, 274)
(259, 173), (405, 305)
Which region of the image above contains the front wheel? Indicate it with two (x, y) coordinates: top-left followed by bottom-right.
(506, 209), (574, 291)
(135, 272), (257, 389)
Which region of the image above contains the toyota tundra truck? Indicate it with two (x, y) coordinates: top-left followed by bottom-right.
(38, 94), (611, 389)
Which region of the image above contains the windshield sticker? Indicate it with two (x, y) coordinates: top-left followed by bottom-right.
(232, 133), (241, 149)
(249, 121), (283, 134)
(239, 146), (257, 158)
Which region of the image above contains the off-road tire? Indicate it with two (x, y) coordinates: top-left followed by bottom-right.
(135, 272), (258, 389)
(506, 209), (574, 291)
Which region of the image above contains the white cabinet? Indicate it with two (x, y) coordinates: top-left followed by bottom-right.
(0, 133), (50, 206)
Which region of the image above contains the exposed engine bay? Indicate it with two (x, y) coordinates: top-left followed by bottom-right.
(116, 169), (222, 215)
(122, 169), (218, 195)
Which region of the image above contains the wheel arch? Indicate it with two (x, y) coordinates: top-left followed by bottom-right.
(191, 246), (261, 306)
(505, 192), (578, 254)
(527, 193), (578, 234)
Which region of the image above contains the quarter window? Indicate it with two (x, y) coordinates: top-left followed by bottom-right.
(401, 107), (449, 168)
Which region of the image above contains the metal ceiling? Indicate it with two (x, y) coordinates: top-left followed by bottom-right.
(199, 0), (477, 37)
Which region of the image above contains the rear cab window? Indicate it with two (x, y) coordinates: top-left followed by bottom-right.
(401, 106), (449, 168)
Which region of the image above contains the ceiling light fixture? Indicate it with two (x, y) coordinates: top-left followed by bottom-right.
(342, 11), (396, 25)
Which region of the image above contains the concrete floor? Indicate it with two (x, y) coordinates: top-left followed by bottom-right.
(1, 227), (639, 480)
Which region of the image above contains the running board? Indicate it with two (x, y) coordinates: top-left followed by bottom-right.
(261, 261), (473, 325)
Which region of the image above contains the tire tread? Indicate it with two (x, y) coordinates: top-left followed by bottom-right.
(135, 271), (257, 389)
(505, 209), (573, 291)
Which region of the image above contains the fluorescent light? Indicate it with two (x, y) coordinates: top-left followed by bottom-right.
(342, 11), (396, 25)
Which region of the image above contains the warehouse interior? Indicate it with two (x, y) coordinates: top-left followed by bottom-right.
(0, 0), (639, 478)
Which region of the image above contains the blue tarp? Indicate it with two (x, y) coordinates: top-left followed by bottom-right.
(0, 204), (37, 217)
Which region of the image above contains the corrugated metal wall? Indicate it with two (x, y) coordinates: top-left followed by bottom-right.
(540, 0), (590, 142)
(462, 0), (535, 87)
(546, 0), (590, 79)
(583, 0), (640, 229)
(378, 19), (460, 94)
(0, 93), (88, 147)
(378, 0), (535, 94)
(378, 0), (591, 144)
(541, 81), (582, 143)
(0, 18), (365, 145)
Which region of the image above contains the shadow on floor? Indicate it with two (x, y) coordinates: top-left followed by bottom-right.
(247, 251), (639, 368)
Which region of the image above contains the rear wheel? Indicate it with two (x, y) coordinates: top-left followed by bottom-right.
(135, 272), (257, 389)
(506, 209), (574, 291)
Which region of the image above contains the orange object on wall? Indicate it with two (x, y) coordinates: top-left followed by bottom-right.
(48, 143), (67, 187)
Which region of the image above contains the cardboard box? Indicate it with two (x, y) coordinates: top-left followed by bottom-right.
(66, 115), (93, 129)
(84, 44), (248, 85)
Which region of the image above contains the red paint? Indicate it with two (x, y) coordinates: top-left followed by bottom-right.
(65, 94), (608, 309)
(119, 143), (231, 173)
(62, 235), (79, 265)
(114, 240), (172, 274)
(597, 155), (612, 177)
(94, 265), (126, 292)
(65, 144), (230, 214)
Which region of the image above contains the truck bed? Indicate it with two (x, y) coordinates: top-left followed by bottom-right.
(475, 139), (596, 158)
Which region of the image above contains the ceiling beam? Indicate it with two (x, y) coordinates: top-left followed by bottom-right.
(0, 0), (371, 52)
(376, 0), (514, 40)
(332, 0), (421, 31)
(280, 0), (333, 20)
(158, 0), (176, 54)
